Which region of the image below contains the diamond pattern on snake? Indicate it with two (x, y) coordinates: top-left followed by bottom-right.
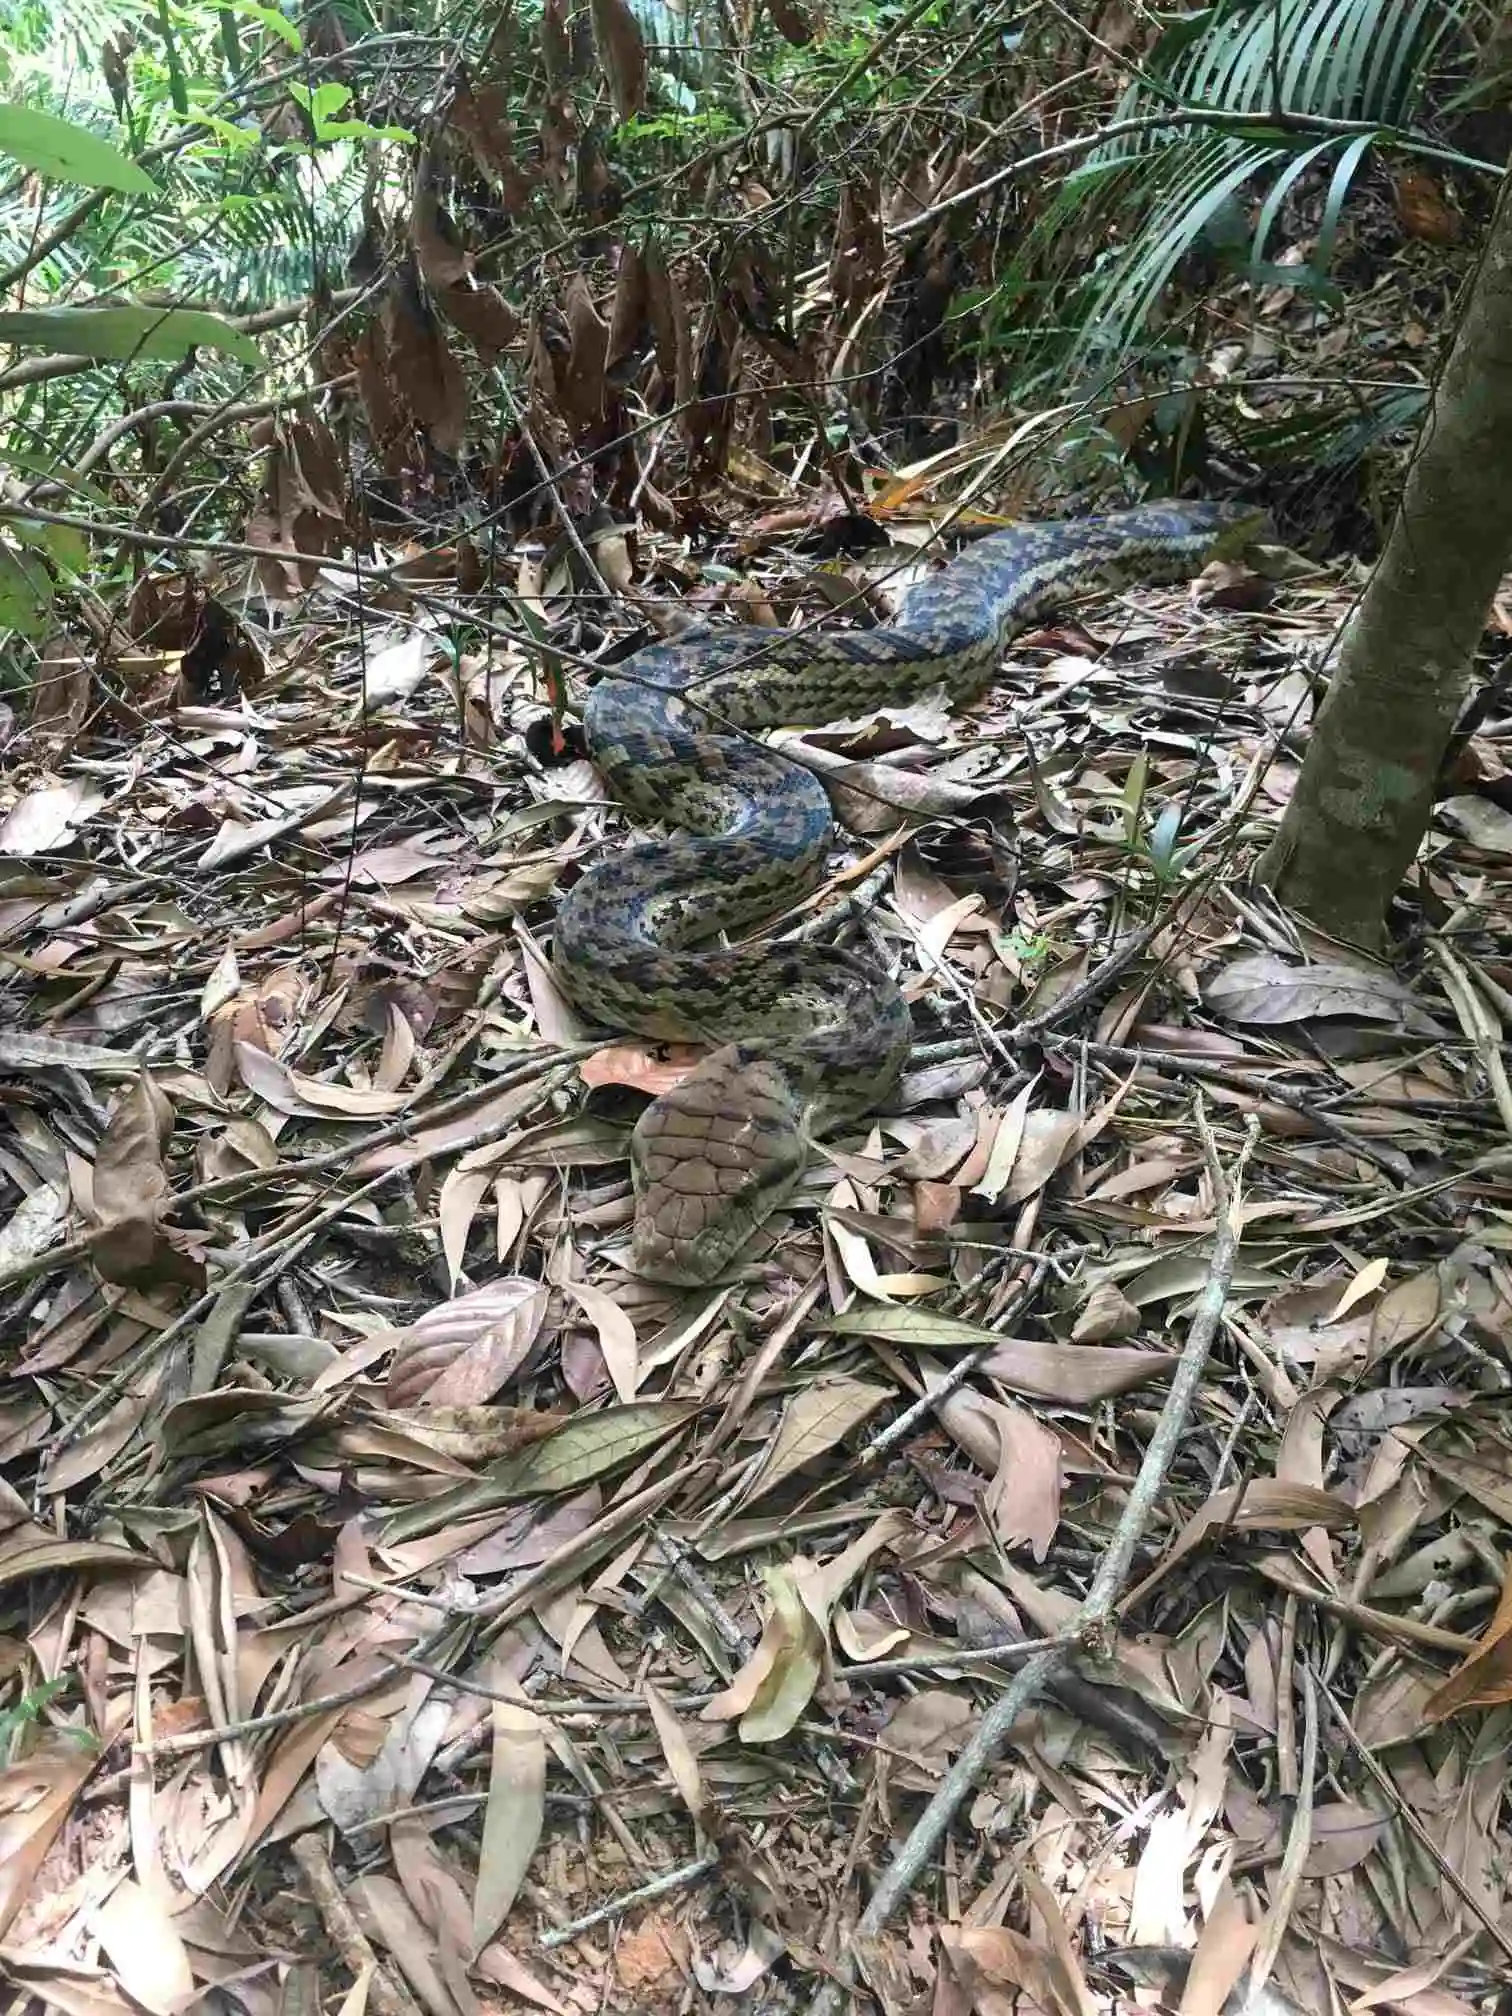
(556, 500), (1249, 1286)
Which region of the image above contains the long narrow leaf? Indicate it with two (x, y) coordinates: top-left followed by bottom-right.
(1314, 130), (1380, 278)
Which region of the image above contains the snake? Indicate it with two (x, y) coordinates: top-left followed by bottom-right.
(555, 499), (1250, 1286)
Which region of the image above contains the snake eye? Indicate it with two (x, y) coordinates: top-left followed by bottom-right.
(628, 1047), (806, 1286)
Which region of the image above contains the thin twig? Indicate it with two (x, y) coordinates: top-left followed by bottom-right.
(136, 1617), (462, 1761)
(0, 1050), (584, 1300)
(851, 1255), (1050, 1469)
(538, 1854), (721, 1950)
(1320, 1681), (1512, 1966)
(46, 1165), (405, 1455)
(1072, 1039), (1415, 1183)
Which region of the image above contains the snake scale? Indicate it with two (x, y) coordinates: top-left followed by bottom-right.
(556, 500), (1248, 1286)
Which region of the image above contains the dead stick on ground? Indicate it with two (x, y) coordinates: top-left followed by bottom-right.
(806, 1097), (1258, 2016)
(291, 1830), (424, 2016)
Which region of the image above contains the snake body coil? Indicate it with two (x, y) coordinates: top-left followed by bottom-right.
(556, 501), (1247, 1286)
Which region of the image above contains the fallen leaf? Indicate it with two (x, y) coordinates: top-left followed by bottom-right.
(473, 1701), (544, 1951)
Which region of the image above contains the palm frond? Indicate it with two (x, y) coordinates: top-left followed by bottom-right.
(1004, 0), (1474, 385)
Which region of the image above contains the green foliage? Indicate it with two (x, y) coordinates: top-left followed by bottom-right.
(0, 1677), (95, 1755)
(1122, 755), (1204, 891)
(986, 0), (1471, 385)
(287, 81), (415, 147)
(0, 538), (54, 636)
(0, 302), (262, 362)
(220, 0), (301, 52)
(0, 102), (156, 192)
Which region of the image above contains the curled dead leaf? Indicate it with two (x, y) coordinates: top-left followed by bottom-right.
(589, 0), (645, 120)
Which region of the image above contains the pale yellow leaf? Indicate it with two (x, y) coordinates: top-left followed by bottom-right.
(1329, 1256), (1388, 1323)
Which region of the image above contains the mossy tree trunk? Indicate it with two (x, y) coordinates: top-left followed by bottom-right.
(1255, 169), (1512, 946)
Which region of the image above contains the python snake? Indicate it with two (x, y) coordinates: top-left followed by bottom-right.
(556, 500), (1248, 1286)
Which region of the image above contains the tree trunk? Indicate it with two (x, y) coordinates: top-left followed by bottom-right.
(1255, 166), (1512, 947)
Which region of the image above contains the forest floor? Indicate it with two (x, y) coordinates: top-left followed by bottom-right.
(4, 474), (1512, 2016)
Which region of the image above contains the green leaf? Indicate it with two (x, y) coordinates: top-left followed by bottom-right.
(0, 103), (157, 194)
(11, 517), (90, 576)
(312, 117), (416, 144)
(1249, 136), (1339, 265)
(0, 445), (110, 505)
(1315, 129), (1378, 276)
(1147, 803), (1184, 877)
(218, 3), (243, 70)
(185, 110), (261, 150)
(222, 0), (302, 50)
(0, 544), (56, 636)
(285, 80), (415, 147)
(379, 1401), (697, 1542)
(0, 305), (261, 366)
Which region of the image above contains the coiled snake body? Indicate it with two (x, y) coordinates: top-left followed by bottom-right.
(557, 501), (1247, 1285)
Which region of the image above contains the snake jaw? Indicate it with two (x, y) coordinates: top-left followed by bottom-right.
(628, 1045), (808, 1286)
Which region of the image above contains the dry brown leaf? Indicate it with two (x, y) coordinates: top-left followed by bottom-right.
(1124, 1480), (1358, 1609)
(879, 1688), (972, 1786)
(589, 0), (645, 119)
(1179, 1880), (1259, 2015)
(474, 1942), (567, 2012)
(472, 1701), (544, 1952)
(1003, 1106), (1083, 1205)
(87, 1072), (202, 1289)
(236, 1041), (410, 1118)
(1071, 1278), (1141, 1342)
(1205, 952), (1440, 1033)
(93, 1878), (195, 2016)
(434, 278), (522, 365)
(317, 1687), (453, 1835)
(0, 779), (105, 854)
(766, 0), (815, 44)
(1301, 1799), (1390, 1876)
(387, 1280), (549, 1408)
(982, 1400), (1061, 1561)
(383, 266), (468, 456)
(0, 1737), (99, 1941)
(438, 1163), (492, 1288)
(644, 1680), (706, 1822)
(1423, 1557), (1512, 1720)
(352, 1871), (460, 2016)
(0, 1537), (151, 1592)
(701, 1561), (825, 1742)
(941, 1923), (1059, 2016)
(970, 1077), (1035, 1202)
(1394, 167), (1462, 244)
(1019, 1864), (1098, 2016)
(247, 1707), (349, 1846)
(743, 1378), (891, 1507)
(579, 1041), (702, 1096)
(561, 1279), (638, 1403)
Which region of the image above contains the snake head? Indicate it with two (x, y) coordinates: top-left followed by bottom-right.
(629, 1045), (808, 1286)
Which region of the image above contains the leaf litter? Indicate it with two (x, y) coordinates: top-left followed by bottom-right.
(3, 484), (1512, 2016)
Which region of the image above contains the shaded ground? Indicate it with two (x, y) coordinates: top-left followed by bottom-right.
(3, 484), (1512, 2015)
